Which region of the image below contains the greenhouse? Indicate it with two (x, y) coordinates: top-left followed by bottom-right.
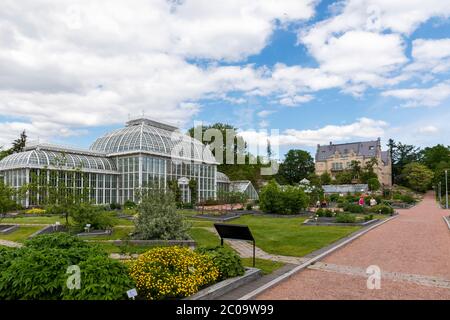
(0, 118), (218, 206)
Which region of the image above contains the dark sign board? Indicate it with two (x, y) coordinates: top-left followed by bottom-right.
(214, 223), (256, 267)
(214, 223), (254, 242)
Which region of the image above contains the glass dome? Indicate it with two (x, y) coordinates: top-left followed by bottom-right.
(216, 171), (230, 183)
(0, 149), (117, 172)
(89, 119), (217, 163)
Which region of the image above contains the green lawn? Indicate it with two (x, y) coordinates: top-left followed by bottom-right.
(242, 258), (284, 275)
(188, 227), (221, 248)
(81, 226), (134, 240)
(0, 226), (43, 243)
(1, 215), (67, 225)
(230, 215), (360, 257)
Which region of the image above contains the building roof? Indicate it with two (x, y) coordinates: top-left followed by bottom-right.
(316, 139), (380, 161)
(0, 146), (117, 173)
(89, 118), (217, 163)
(216, 171), (230, 183)
(322, 184), (368, 194)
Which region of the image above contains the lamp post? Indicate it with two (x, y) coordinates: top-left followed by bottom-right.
(438, 182), (442, 206)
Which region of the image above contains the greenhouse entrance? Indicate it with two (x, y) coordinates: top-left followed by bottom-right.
(178, 177), (190, 204)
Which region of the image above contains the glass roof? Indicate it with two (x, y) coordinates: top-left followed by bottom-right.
(90, 121), (217, 163)
(0, 149), (117, 172)
(216, 171), (230, 183)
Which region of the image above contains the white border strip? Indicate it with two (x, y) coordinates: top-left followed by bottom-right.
(239, 214), (399, 300)
(443, 216), (450, 231)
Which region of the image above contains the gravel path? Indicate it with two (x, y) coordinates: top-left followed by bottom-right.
(258, 192), (450, 300)
(0, 240), (23, 248)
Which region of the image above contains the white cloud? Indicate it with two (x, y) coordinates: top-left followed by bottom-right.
(406, 38), (450, 75)
(279, 94), (314, 106)
(0, 0), (316, 140)
(240, 117), (388, 147)
(417, 125), (438, 134)
(297, 0), (450, 93)
(257, 110), (275, 118)
(382, 82), (450, 107)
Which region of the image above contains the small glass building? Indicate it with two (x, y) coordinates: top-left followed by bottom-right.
(0, 118), (218, 207)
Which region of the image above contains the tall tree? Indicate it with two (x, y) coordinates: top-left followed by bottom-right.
(388, 139), (421, 184)
(278, 150), (314, 185)
(11, 130), (27, 153)
(402, 162), (434, 192)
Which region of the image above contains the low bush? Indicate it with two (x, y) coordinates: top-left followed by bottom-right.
(196, 246), (245, 281)
(0, 234), (134, 300)
(123, 200), (137, 209)
(70, 204), (116, 232)
(134, 188), (190, 240)
(364, 214), (374, 222)
(259, 181), (309, 215)
(369, 204), (394, 215)
(343, 203), (365, 213)
(246, 203), (253, 211)
(110, 203), (122, 210)
(316, 208), (334, 217)
(25, 208), (46, 214)
(329, 194), (340, 202)
(335, 213), (357, 223)
(399, 194), (415, 204)
(44, 204), (66, 215)
(129, 246), (219, 300)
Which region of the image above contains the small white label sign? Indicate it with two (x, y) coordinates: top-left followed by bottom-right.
(127, 288), (138, 299)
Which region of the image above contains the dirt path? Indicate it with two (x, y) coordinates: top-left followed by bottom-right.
(258, 192), (450, 300)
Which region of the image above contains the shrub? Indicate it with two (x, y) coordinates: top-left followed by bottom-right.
(343, 203), (365, 213)
(0, 234), (134, 300)
(316, 209), (334, 217)
(369, 204), (394, 215)
(110, 203), (122, 210)
(329, 194), (340, 202)
(134, 188), (190, 240)
(364, 214), (374, 222)
(45, 204), (67, 215)
(259, 181), (309, 214)
(129, 246), (219, 300)
(400, 194), (415, 204)
(246, 203), (253, 211)
(69, 204), (116, 232)
(25, 208), (46, 214)
(368, 177), (381, 191)
(196, 246), (244, 281)
(124, 200), (137, 209)
(335, 213), (356, 223)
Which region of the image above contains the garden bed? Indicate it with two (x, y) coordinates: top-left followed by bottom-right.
(28, 224), (68, 238)
(107, 239), (196, 248)
(76, 229), (113, 237)
(189, 211), (251, 222)
(185, 267), (262, 300)
(251, 211), (314, 218)
(0, 224), (19, 234)
(303, 217), (380, 227)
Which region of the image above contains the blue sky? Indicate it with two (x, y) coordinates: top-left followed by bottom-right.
(0, 0), (449, 160)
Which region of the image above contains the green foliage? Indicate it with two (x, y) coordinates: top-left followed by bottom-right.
(0, 180), (19, 214)
(320, 172), (332, 185)
(109, 203), (122, 210)
(246, 203), (253, 210)
(369, 204), (394, 215)
(365, 214), (374, 222)
(69, 204), (116, 232)
(335, 213), (356, 223)
(316, 208), (334, 217)
(196, 246), (245, 281)
(367, 177), (381, 191)
(129, 246), (219, 300)
(402, 162), (434, 192)
(0, 234), (134, 300)
(134, 188), (190, 240)
(278, 150), (315, 185)
(188, 179), (198, 205)
(343, 203), (365, 213)
(259, 181), (309, 214)
(123, 200), (137, 209)
(333, 170), (354, 184)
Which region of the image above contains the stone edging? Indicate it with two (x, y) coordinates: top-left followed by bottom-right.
(186, 268), (262, 300)
(302, 218), (379, 227)
(238, 214), (399, 300)
(90, 239), (196, 247)
(443, 216), (450, 231)
(0, 224), (19, 234)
